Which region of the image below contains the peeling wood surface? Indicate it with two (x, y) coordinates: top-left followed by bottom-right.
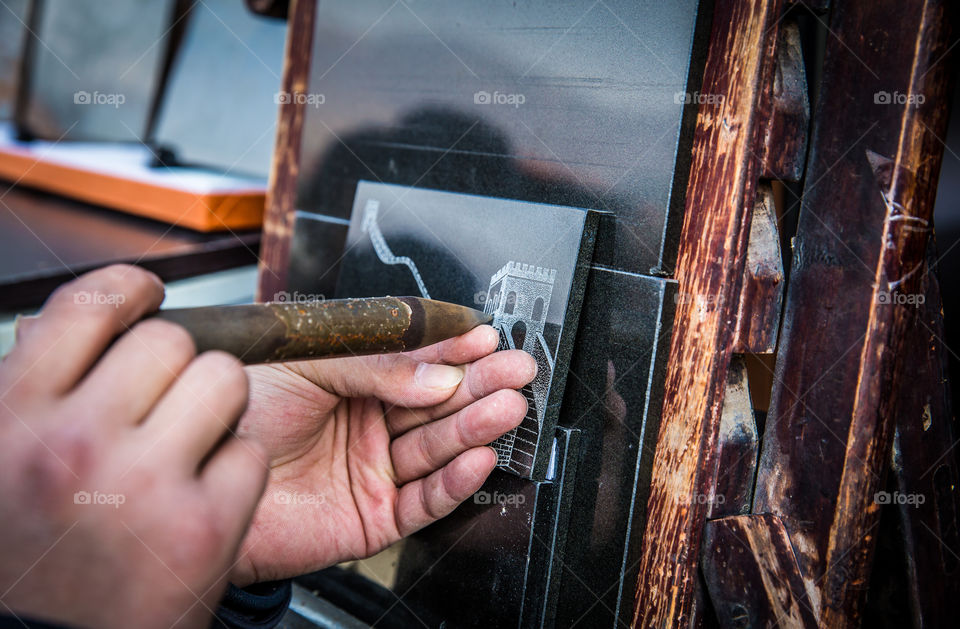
(630, 1), (784, 626)
(708, 356), (759, 519)
(256, 0), (315, 302)
(752, 0), (953, 625)
(702, 514), (818, 628)
(733, 184), (785, 354)
(759, 22), (810, 183)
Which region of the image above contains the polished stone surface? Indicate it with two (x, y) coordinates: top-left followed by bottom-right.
(554, 268), (676, 627)
(0, 0), (28, 120)
(333, 181), (598, 481)
(294, 0), (705, 275)
(153, 0), (286, 178)
(17, 0), (170, 142)
(285, 211), (350, 301)
(393, 427), (581, 628)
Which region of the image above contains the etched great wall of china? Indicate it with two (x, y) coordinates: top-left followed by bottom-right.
(362, 202), (557, 476)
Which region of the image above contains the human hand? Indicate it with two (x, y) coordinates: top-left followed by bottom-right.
(0, 266), (267, 629)
(231, 325), (536, 585)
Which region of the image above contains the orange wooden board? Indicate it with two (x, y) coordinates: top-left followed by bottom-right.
(0, 145), (264, 232)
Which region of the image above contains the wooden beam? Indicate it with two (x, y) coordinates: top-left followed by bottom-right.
(759, 21), (810, 183)
(256, 0), (316, 302)
(701, 514), (818, 628)
(733, 184), (785, 354)
(888, 240), (960, 627)
(752, 0), (954, 625)
(708, 356), (759, 519)
(630, 1), (784, 625)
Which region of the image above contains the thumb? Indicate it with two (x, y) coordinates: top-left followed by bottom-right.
(296, 353), (465, 407)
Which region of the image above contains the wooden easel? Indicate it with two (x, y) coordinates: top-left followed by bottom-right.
(631, 1), (958, 627)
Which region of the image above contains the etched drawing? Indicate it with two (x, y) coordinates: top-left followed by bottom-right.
(362, 199), (557, 475)
(483, 262), (556, 475)
(362, 199), (431, 298)
(338, 181), (596, 480)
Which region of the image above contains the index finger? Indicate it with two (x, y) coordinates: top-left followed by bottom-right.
(3, 265), (164, 397)
(403, 324), (499, 365)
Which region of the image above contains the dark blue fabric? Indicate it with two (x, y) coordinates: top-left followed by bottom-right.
(0, 580), (292, 629)
(211, 580), (292, 629)
(0, 615), (71, 628)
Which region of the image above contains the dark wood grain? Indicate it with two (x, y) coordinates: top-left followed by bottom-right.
(701, 514), (818, 628)
(256, 0), (315, 302)
(0, 184), (260, 309)
(630, 1), (785, 626)
(752, 0), (954, 625)
(759, 21), (809, 183)
(733, 184), (784, 354)
(888, 240), (960, 628)
(708, 357), (759, 519)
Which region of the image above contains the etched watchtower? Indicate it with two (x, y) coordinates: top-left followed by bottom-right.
(484, 262), (557, 471)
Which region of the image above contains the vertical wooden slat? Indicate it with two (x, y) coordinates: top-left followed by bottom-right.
(631, 1), (784, 626)
(256, 0), (316, 302)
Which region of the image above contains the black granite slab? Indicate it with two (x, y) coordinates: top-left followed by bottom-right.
(293, 0), (708, 275)
(152, 0), (287, 178)
(285, 211), (350, 301)
(554, 267), (676, 628)
(333, 181), (598, 481)
(392, 427), (582, 629)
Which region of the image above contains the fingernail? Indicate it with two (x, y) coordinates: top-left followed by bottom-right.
(481, 325), (499, 349)
(14, 314), (40, 343)
(525, 353), (538, 380)
(416, 363), (464, 390)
